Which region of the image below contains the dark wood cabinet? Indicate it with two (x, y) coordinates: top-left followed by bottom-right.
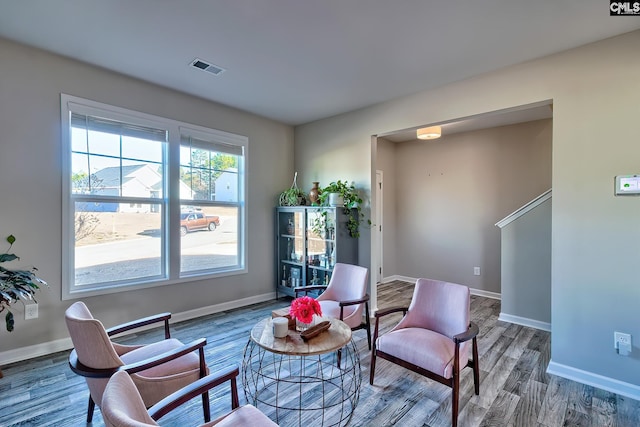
(275, 206), (358, 297)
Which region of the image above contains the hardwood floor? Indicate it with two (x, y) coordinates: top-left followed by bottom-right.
(0, 280), (638, 426)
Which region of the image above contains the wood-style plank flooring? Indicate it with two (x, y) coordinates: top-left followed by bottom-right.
(1, 280), (638, 426)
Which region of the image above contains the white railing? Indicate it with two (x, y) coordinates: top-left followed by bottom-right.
(495, 189), (552, 229)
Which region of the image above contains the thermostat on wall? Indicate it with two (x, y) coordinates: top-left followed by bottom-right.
(615, 175), (640, 196)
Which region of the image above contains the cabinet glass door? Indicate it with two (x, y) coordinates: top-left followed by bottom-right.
(306, 208), (336, 287)
(278, 209), (304, 290)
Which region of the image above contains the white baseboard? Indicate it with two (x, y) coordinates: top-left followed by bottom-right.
(471, 288), (501, 300)
(0, 292), (276, 366)
(547, 360), (640, 401)
(169, 292), (276, 324)
(498, 312), (551, 332)
(0, 337), (74, 367)
(381, 274), (415, 284)
(381, 275), (501, 300)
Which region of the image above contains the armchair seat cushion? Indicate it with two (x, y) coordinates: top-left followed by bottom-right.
(376, 328), (469, 379)
(120, 338), (203, 406)
(120, 338), (200, 377)
(207, 404), (278, 426)
(318, 300), (359, 328)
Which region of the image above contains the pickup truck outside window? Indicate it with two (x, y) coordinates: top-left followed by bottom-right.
(62, 93), (246, 299)
(180, 212), (221, 236)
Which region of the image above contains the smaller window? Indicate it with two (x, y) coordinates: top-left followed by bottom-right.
(179, 130), (244, 275)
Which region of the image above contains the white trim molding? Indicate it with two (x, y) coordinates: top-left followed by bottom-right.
(381, 275), (501, 300)
(498, 312), (551, 332)
(471, 288), (501, 300)
(381, 274), (416, 284)
(0, 336), (74, 367)
(547, 360), (640, 401)
(0, 292), (276, 366)
(169, 292), (275, 324)
(495, 189), (552, 228)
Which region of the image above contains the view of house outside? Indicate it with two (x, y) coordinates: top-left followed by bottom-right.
(71, 123), (241, 287)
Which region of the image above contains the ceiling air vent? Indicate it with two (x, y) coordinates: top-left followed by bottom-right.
(190, 58), (225, 76)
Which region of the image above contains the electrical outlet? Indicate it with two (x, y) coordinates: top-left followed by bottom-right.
(25, 303), (38, 320)
(614, 331), (632, 356)
(473, 267), (481, 276)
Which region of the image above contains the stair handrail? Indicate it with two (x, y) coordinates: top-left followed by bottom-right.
(495, 189), (552, 228)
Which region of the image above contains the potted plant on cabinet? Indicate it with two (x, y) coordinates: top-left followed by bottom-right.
(0, 235), (48, 332)
(278, 172), (307, 206)
(317, 180), (369, 238)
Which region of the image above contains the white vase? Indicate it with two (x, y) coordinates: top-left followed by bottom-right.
(328, 193), (343, 207)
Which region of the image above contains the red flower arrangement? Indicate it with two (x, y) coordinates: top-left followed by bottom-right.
(289, 296), (322, 324)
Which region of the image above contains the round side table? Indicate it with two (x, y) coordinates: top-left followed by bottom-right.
(242, 317), (361, 427)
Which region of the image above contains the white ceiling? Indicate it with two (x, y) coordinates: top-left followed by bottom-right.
(0, 1), (637, 126)
(381, 102), (554, 143)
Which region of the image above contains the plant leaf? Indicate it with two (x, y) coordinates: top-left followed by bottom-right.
(5, 311), (14, 332)
(0, 253), (19, 263)
(6, 235), (15, 245)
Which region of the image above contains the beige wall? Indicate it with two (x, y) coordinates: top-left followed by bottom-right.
(0, 38), (294, 357)
(294, 113), (374, 270)
(500, 198), (552, 325)
(295, 31), (640, 391)
(391, 119), (551, 293)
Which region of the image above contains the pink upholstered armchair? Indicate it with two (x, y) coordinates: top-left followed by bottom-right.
(369, 278), (480, 427)
(295, 263), (371, 349)
(101, 367), (278, 427)
(65, 301), (210, 424)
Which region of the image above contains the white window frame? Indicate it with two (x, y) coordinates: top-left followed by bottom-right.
(61, 94), (247, 300)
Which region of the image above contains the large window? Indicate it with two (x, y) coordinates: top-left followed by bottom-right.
(61, 94), (247, 298)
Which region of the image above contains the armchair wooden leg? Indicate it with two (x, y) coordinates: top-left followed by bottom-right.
(198, 346), (211, 422)
(201, 391), (211, 422)
(86, 395), (95, 423)
(452, 370), (460, 427)
(365, 303), (372, 350)
(369, 349), (376, 385)
(472, 337), (480, 395)
(231, 376), (239, 409)
(370, 314), (380, 385)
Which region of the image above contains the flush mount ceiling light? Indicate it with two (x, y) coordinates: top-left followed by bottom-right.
(417, 126), (442, 140)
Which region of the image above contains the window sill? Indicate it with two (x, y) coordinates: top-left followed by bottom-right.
(62, 266), (247, 301)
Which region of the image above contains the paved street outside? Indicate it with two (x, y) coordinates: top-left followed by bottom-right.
(74, 208), (238, 284)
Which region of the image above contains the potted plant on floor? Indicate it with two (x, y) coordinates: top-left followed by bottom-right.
(0, 235), (48, 332)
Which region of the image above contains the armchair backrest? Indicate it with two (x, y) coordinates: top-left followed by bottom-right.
(101, 370), (159, 427)
(65, 301), (123, 369)
(396, 278), (470, 338)
(320, 263), (368, 302)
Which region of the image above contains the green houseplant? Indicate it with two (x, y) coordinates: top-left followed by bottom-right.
(317, 180), (369, 238)
(0, 235), (48, 332)
(278, 172), (307, 206)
